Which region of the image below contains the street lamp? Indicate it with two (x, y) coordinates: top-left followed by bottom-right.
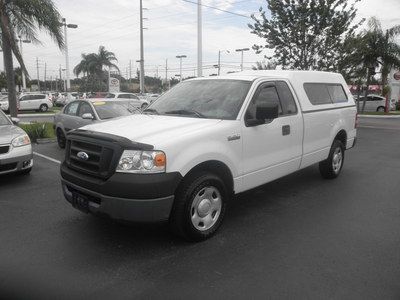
(217, 50), (230, 76)
(235, 48), (250, 71)
(16, 36), (31, 91)
(61, 18), (78, 92)
(176, 55), (187, 82)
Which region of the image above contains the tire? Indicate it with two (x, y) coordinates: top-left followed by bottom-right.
(39, 104), (48, 112)
(169, 171), (228, 242)
(18, 167), (32, 175)
(57, 129), (66, 149)
(319, 140), (345, 179)
(377, 106), (385, 112)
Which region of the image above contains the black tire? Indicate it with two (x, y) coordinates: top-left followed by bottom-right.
(319, 140), (345, 179)
(377, 106), (385, 112)
(169, 171), (228, 242)
(57, 129), (66, 149)
(18, 167), (32, 175)
(39, 104), (48, 112)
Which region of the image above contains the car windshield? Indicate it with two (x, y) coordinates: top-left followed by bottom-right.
(92, 101), (139, 120)
(0, 111), (11, 125)
(146, 79), (252, 120)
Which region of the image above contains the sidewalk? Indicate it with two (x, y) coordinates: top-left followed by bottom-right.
(359, 114), (400, 119)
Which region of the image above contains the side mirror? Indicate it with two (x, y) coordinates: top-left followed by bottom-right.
(246, 103), (279, 127)
(82, 113), (94, 120)
(11, 117), (20, 125)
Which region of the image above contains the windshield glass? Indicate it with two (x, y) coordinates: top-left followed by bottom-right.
(92, 101), (139, 120)
(147, 79), (252, 119)
(0, 111), (11, 125)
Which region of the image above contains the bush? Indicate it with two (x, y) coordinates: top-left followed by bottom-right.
(19, 122), (55, 142)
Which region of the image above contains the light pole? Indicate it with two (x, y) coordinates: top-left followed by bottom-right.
(235, 48), (249, 71)
(17, 36), (31, 91)
(197, 0), (203, 77)
(217, 50), (230, 76)
(61, 18), (78, 92)
(176, 55), (187, 82)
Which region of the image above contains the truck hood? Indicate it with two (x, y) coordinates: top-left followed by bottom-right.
(79, 114), (222, 147)
(0, 125), (26, 145)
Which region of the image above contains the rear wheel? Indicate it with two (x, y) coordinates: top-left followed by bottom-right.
(169, 171), (228, 242)
(39, 104), (48, 112)
(57, 129), (66, 149)
(319, 140), (345, 179)
(377, 106), (385, 112)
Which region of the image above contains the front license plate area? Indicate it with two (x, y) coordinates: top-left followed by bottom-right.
(72, 192), (89, 213)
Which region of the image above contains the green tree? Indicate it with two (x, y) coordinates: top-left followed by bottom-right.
(252, 60), (277, 70)
(0, 0), (64, 117)
(249, 0), (364, 71)
(74, 46), (119, 77)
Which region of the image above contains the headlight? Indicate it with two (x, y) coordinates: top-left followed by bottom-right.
(116, 150), (166, 173)
(12, 134), (31, 147)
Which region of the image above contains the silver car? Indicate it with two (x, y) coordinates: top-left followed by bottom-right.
(0, 110), (33, 175)
(54, 99), (140, 148)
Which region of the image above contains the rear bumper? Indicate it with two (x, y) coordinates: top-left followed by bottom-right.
(346, 137), (357, 150)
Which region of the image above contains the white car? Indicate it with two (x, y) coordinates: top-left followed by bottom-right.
(102, 92), (149, 109)
(0, 96), (9, 111)
(356, 94), (395, 112)
(18, 93), (53, 112)
(60, 71), (357, 241)
(0, 110), (33, 175)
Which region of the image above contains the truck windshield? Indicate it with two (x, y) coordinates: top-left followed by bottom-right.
(146, 79), (252, 120)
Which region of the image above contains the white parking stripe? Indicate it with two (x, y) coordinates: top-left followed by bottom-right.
(33, 152), (61, 164)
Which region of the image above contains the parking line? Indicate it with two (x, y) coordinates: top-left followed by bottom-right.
(33, 152), (61, 164)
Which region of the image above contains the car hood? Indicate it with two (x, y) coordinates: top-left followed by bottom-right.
(0, 125), (26, 144)
(79, 114), (222, 147)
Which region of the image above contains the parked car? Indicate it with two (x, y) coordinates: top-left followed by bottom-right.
(100, 92), (150, 109)
(0, 110), (33, 175)
(54, 92), (78, 107)
(60, 71), (357, 241)
(17, 93), (53, 112)
(54, 99), (140, 148)
(0, 96), (9, 111)
(356, 94), (395, 112)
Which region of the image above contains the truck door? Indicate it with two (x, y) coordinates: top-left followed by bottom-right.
(241, 81), (303, 191)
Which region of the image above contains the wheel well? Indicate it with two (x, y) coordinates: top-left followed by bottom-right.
(335, 130), (347, 148)
(184, 160), (234, 194)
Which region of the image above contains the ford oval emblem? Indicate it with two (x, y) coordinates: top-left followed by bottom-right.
(77, 151), (89, 161)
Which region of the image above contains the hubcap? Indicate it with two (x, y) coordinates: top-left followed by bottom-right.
(332, 147), (342, 174)
(190, 186), (222, 231)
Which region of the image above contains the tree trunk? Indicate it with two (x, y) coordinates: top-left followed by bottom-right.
(2, 33), (18, 117)
(361, 72), (371, 113)
(356, 82), (362, 112)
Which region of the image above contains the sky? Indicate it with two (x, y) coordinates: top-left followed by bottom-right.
(2, 0), (400, 82)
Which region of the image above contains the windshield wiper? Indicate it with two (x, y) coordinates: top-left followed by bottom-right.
(164, 109), (205, 118)
(143, 108), (159, 115)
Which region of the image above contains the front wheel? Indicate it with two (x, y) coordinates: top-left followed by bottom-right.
(169, 171), (228, 242)
(57, 129), (66, 149)
(39, 104), (48, 112)
(377, 106), (385, 112)
(319, 140), (345, 179)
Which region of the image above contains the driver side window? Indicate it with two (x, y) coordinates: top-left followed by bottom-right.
(246, 84), (282, 120)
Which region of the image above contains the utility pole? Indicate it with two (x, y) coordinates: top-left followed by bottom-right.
(59, 65), (62, 92)
(235, 48), (250, 71)
(139, 0), (146, 94)
(129, 59), (132, 84)
(61, 18), (78, 92)
(165, 59), (168, 90)
(217, 50), (230, 76)
(36, 57), (40, 91)
(44, 62), (47, 91)
(176, 55), (187, 82)
(50, 76), (53, 91)
(197, 0), (203, 77)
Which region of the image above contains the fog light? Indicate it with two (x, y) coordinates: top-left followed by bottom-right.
(22, 159), (33, 168)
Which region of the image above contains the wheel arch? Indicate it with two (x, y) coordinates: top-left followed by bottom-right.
(334, 129), (347, 148)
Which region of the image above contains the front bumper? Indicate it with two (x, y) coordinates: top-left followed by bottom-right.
(0, 144), (33, 175)
(60, 162), (182, 222)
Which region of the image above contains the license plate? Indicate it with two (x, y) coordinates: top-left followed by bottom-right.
(72, 192), (89, 213)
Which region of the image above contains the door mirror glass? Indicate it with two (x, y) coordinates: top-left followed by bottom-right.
(81, 113), (94, 120)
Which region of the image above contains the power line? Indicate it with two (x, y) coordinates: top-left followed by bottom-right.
(181, 0), (251, 18)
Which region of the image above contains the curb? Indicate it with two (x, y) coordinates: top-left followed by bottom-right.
(17, 113), (56, 118)
(359, 114), (400, 119)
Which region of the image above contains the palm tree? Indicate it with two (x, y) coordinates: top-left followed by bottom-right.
(74, 46), (119, 77)
(0, 0), (64, 117)
(357, 18), (400, 112)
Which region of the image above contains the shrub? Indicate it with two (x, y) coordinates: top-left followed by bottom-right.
(19, 122), (55, 142)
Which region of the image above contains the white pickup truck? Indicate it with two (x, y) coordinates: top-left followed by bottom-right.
(60, 71), (357, 241)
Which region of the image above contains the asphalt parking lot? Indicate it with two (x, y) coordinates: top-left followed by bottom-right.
(1, 118), (399, 299)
